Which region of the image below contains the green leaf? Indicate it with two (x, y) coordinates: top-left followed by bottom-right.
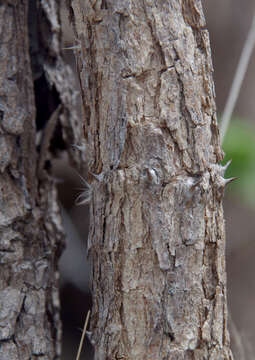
(221, 117), (255, 206)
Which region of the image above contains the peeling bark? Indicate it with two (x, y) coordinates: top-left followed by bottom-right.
(0, 1), (80, 359)
(70, 1), (233, 359)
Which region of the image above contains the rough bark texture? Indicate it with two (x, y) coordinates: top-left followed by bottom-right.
(70, 1), (233, 359)
(0, 1), (81, 359)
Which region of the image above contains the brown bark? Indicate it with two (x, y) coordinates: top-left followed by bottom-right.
(0, 1), (80, 359)
(70, 0), (233, 359)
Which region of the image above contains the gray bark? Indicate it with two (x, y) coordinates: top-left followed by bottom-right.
(70, 1), (233, 359)
(0, 1), (81, 359)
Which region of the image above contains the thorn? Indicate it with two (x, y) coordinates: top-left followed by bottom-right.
(75, 189), (91, 206)
(86, 331), (95, 345)
(221, 159), (232, 175)
(74, 170), (92, 205)
(89, 171), (104, 182)
(74, 170), (90, 186)
(63, 45), (81, 51)
(72, 143), (86, 152)
(223, 177), (238, 186)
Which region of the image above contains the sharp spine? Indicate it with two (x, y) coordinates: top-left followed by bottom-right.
(219, 159), (232, 176)
(223, 176), (238, 186)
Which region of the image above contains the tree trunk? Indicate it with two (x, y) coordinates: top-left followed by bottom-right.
(0, 1), (81, 359)
(70, 1), (233, 359)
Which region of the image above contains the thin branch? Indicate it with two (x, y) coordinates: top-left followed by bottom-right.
(220, 12), (255, 145)
(75, 310), (91, 360)
(229, 313), (246, 360)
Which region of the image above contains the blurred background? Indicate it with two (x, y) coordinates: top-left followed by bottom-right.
(57, 1), (255, 358)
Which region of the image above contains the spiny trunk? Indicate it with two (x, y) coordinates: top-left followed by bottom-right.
(0, 1), (81, 359)
(70, 1), (233, 359)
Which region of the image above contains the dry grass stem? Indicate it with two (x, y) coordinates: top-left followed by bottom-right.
(220, 12), (255, 144)
(75, 310), (91, 360)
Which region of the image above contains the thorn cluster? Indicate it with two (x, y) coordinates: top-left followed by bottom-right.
(75, 173), (92, 206)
